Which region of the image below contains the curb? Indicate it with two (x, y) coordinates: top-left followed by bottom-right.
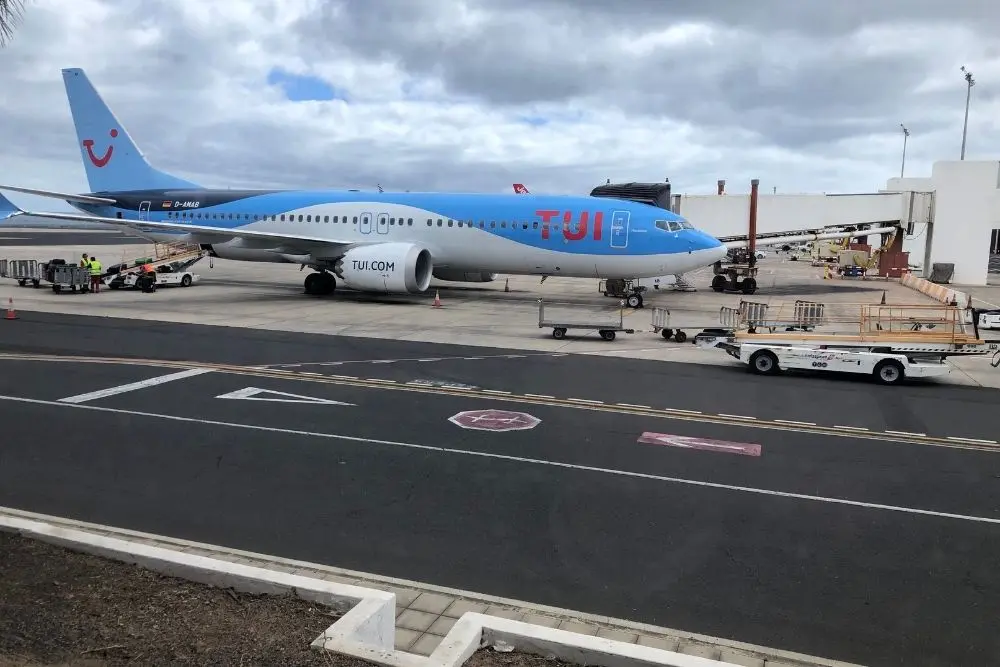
(0, 507), (863, 667)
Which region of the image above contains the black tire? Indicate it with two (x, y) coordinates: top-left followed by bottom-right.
(661, 328), (673, 339)
(741, 278), (757, 294)
(749, 350), (779, 375)
(674, 330), (687, 343)
(873, 359), (905, 385)
(600, 330), (616, 341)
(181, 274), (192, 287)
(711, 275), (727, 292)
(627, 295), (641, 308)
(552, 328), (566, 340)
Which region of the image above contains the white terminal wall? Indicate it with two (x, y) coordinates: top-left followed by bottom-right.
(671, 160), (1000, 286)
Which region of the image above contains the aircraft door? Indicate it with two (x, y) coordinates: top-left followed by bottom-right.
(376, 213), (389, 234)
(360, 212), (372, 234)
(138, 201), (151, 221)
(610, 210), (630, 248)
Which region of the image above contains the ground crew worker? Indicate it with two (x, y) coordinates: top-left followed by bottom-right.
(80, 253), (89, 268)
(140, 262), (156, 292)
(88, 256), (102, 293)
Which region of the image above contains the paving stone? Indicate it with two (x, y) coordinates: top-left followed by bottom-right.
(397, 609), (439, 632)
(637, 634), (680, 652)
(720, 649), (766, 667)
(428, 615), (457, 636)
(523, 613), (561, 628)
(409, 592), (454, 615)
(678, 643), (721, 660)
(443, 599), (488, 618)
(410, 633), (442, 656)
(558, 620), (599, 636)
(485, 605), (525, 621)
(596, 627), (639, 643)
(387, 586), (421, 609)
(394, 628), (421, 651)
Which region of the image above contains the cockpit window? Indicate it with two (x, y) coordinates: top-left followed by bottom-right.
(657, 219), (693, 231)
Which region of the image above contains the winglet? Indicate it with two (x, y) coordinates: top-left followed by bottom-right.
(0, 192), (23, 221)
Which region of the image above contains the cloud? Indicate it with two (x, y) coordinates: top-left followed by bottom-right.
(1, 0), (999, 211)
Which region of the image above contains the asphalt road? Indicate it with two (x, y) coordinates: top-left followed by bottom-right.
(1, 313), (1000, 666)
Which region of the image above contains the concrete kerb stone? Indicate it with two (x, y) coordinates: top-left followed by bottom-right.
(0, 509), (748, 667)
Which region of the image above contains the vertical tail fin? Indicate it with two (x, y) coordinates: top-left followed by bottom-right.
(0, 192), (21, 221)
(61, 68), (200, 193)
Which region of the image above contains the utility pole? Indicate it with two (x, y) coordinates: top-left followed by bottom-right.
(900, 124), (909, 177)
(960, 66), (975, 160)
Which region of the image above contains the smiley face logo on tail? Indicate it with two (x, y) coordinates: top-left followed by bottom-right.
(82, 128), (119, 168)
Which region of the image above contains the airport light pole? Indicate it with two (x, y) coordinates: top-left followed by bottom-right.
(899, 124), (909, 178)
(960, 66), (975, 160)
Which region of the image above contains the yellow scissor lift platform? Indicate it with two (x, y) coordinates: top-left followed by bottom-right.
(694, 300), (998, 385)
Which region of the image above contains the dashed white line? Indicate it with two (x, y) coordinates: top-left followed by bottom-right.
(833, 425), (870, 431)
(365, 379), (397, 384)
(946, 436), (999, 445)
(524, 393), (555, 399)
(58, 368), (213, 404)
(775, 419), (817, 426)
(668, 408), (703, 415)
(616, 403), (652, 409)
(885, 430), (927, 437)
(718, 414), (757, 420)
(371, 360), (395, 364)
(482, 390), (512, 395)
(567, 398), (604, 405)
(417, 358), (443, 362)
(328, 374), (358, 380)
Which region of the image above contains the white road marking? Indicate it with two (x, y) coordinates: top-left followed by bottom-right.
(719, 414), (757, 420)
(885, 430), (927, 437)
(775, 419), (816, 426)
(57, 368), (212, 404)
(668, 408), (702, 414)
(947, 436), (999, 445)
(5, 393), (1000, 526)
(482, 390), (512, 395)
(616, 403), (651, 409)
(567, 398), (604, 404)
(834, 425), (870, 431)
(524, 393), (554, 399)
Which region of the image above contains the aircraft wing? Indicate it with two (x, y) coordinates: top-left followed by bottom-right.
(722, 225), (900, 250)
(0, 196), (355, 256)
(0, 183), (119, 205)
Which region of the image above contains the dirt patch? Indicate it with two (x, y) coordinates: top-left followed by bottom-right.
(0, 531), (585, 667)
(0, 530), (372, 666)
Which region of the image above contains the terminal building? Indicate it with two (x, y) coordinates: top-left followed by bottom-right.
(663, 160), (1000, 287)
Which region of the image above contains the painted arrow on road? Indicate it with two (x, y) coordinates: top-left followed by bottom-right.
(638, 432), (761, 457)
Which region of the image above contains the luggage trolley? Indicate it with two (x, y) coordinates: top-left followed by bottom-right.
(650, 307), (688, 343)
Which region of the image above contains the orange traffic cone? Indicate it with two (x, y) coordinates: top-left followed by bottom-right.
(5, 296), (17, 320)
(432, 290), (442, 308)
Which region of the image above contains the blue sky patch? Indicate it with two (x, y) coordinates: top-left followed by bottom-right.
(517, 114), (549, 126)
(267, 68), (347, 102)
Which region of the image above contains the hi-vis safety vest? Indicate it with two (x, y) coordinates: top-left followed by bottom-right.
(89, 260), (102, 276)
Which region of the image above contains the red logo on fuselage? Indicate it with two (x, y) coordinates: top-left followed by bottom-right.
(82, 128), (118, 168)
(537, 210), (603, 241)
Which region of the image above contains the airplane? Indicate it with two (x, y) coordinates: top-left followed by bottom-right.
(0, 68), (894, 304)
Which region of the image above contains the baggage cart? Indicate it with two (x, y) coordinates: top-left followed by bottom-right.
(651, 307), (689, 342)
(538, 299), (635, 341)
(47, 264), (90, 293)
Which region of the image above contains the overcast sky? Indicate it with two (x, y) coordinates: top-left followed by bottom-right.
(1, 0), (999, 210)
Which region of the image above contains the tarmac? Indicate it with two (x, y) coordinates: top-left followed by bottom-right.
(1, 314), (1000, 666)
(2, 230), (1000, 666)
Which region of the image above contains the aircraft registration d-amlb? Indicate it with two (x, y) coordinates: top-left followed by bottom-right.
(3, 67), (884, 303)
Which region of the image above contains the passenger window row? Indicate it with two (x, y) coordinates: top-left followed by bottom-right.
(165, 211), (548, 231)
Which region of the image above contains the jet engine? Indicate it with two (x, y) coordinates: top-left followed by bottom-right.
(334, 243), (433, 294)
(432, 269), (499, 283)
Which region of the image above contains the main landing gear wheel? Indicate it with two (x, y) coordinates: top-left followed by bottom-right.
(304, 271), (336, 295)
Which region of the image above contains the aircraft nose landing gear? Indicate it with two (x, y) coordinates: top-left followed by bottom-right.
(304, 271), (336, 295)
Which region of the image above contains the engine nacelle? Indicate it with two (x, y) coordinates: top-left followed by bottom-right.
(334, 243), (433, 294)
(432, 268), (499, 283)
